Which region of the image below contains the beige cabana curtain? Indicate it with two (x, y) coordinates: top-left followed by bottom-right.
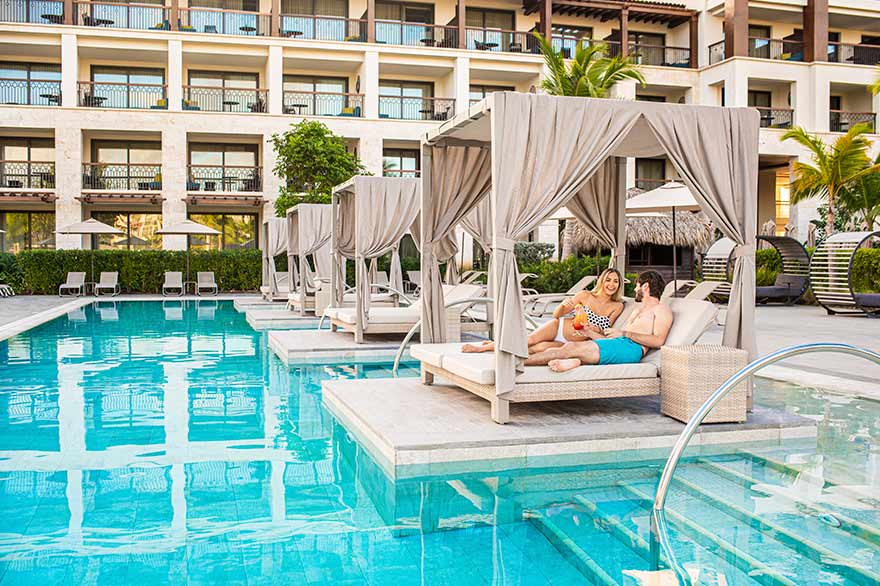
(389, 243), (404, 293)
(566, 158), (624, 269)
(330, 190), (357, 306)
(262, 217), (288, 295)
(460, 197), (492, 252)
(419, 145), (492, 342)
(291, 204), (332, 315)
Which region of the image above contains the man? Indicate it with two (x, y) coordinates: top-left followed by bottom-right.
(525, 270), (673, 372)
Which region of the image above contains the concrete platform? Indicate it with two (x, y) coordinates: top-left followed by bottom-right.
(322, 377), (818, 479)
(245, 308), (320, 330)
(233, 297), (282, 312)
(268, 329), (407, 365)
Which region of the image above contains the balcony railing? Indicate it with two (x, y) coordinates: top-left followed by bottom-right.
(551, 37), (621, 59)
(187, 165), (262, 192)
(182, 86), (267, 113)
(828, 42), (880, 66)
(0, 0), (63, 24)
(73, 1), (169, 30)
(830, 111), (876, 133)
(279, 14), (365, 41)
(0, 161), (55, 189)
(634, 177), (670, 191)
(629, 43), (690, 67)
(78, 81), (166, 109)
(0, 78), (61, 106)
(179, 7), (270, 36)
(375, 20), (457, 48)
(708, 40), (725, 64)
(749, 37), (804, 61)
(755, 107), (793, 129)
(282, 91), (363, 117)
(465, 27), (535, 53)
(383, 169), (420, 177)
(82, 163), (161, 190)
(378, 96), (454, 121)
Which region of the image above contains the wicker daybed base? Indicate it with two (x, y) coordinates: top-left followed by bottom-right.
(420, 362), (660, 424)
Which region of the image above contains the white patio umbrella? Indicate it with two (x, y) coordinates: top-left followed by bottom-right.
(156, 219), (221, 282)
(626, 181), (700, 285)
(57, 218), (124, 282)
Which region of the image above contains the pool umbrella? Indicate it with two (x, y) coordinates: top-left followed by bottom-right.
(156, 219), (221, 282)
(56, 218), (124, 282)
(626, 181), (700, 285)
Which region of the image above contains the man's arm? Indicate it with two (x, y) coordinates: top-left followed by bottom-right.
(622, 305), (673, 349)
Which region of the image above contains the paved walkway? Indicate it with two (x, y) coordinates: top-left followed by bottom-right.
(0, 296), (76, 328)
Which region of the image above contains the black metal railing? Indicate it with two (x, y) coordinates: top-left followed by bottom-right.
(634, 177), (669, 191)
(830, 111), (876, 133)
(827, 42), (880, 66)
(749, 37), (804, 61)
(465, 27), (535, 53)
(378, 96), (454, 121)
(0, 161), (55, 188)
(187, 165), (262, 192)
(0, 0), (63, 24)
(82, 163), (161, 190)
(279, 14), (365, 41)
(182, 86), (268, 113)
(550, 36), (621, 59)
(375, 20), (457, 47)
(78, 81), (166, 109)
(73, 1), (169, 30)
(383, 169), (420, 177)
(708, 40), (725, 64)
(179, 7), (271, 35)
(0, 78), (61, 105)
(629, 43), (690, 67)
(282, 91), (363, 117)
(755, 107), (794, 129)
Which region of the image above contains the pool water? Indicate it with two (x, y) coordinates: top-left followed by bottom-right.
(0, 301), (877, 585)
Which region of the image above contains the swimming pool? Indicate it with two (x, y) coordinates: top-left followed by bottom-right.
(0, 301), (877, 585)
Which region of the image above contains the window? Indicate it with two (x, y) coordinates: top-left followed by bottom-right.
(0, 212), (55, 253)
(629, 31), (664, 46)
(190, 0), (258, 10)
(635, 158), (666, 190)
(749, 25), (772, 59)
(748, 25), (771, 39)
(469, 84), (514, 103)
(90, 212), (162, 249)
(281, 0), (345, 15)
(551, 25), (592, 57)
(88, 141), (161, 191)
(90, 66), (165, 109)
(188, 213), (257, 250)
(283, 75), (349, 116)
(383, 148), (419, 177)
(747, 91), (771, 108)
(465, 8), (513, 30)
(0, 62), (61, 106)
(189, 143), (258, 167)
(379, 80), (434, 119)
(188, 144), (260, 191)
(1, 138), (54, 189)
(376, 1), (432, 23)
(774, 175), (790, 236)
(188, 70), (259, 89)
(636, 94), (666, 103)
(375, 1), (433, 45)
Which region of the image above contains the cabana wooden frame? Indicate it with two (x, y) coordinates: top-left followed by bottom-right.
(416, 92), (759, 423)
(809, 231), (880, 317)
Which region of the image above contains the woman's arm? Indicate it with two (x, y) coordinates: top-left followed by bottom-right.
(553, 291), (591, 319)
(606, 302), (625, 327)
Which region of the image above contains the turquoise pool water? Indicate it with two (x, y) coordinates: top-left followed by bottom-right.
(0, 301), (877, 585)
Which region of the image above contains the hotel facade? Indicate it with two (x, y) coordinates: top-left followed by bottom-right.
(0, 0), (878, 256)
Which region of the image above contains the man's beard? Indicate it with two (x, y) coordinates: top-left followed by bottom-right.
(635, 288), (643, 302)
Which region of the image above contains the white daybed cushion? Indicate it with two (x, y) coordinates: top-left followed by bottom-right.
(333, 306), (419, 325)
(342, 292), (395, 304)
(411, 342), (463, 368)
(323, 307), (340, 319)
(288, 291), (311, 303)
(642, 298), (717, 366)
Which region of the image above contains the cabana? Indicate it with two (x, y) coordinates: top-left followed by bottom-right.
(810, 231), (880, 316)
(260, 217), (289, 301)
(412, 93), (758, 423)
(286, 203), (333, 315)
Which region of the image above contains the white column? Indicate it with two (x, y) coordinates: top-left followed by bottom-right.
(363, 50), (379, 119)
(359, 135), (383, 175)
(724, 61), (748, 108)
(54, 126), (82, 248)
(811, 72), (831, 133)
(266, 45), (283, 115)
(168, 39), (183, 112)
(60, 34), (78, 108)
(609, 78), (636, 100)
(536, 220), (559, 260)
(162, 126), (188, 250)
(453, 56), (470, 115)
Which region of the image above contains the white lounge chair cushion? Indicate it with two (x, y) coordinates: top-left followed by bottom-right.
(643, 298), (717, 366)
(333, 306), (419, 325)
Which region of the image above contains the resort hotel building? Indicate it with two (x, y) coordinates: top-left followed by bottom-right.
(1, 0), (878, 256)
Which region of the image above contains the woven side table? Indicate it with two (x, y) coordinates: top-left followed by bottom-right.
(660, 345), (749, 424)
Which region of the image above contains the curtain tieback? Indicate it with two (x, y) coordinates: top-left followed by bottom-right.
(732, 244), (756, 259)
(493, 237), (516, 252)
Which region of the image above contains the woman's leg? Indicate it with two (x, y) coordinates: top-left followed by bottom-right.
(463, 318), (561, 353)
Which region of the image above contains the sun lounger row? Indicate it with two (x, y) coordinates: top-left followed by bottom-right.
(56, 271), (219, 297)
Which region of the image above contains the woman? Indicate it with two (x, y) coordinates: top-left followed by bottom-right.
(462, 268), (625, 354)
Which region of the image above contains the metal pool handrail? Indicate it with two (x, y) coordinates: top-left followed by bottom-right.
(650, 342), (880, 584)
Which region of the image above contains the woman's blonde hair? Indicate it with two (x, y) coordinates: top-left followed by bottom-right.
(590, 268), (623, 302)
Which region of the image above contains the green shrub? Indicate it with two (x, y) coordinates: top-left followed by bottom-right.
(514, 242), (556, 264)
(520, 255), (607, 294)
(756, 266), (778, 287)
(0, 252), (23, 291)
(852, 248), (880, 293)
(755, 248), (782, 273)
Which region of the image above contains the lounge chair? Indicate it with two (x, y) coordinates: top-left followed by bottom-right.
(196, 272), (218, 296)
(0, 284), (14, 297)
(162, 271), (184, 297)
(524, 274), (598, 317)
(756, 274), (807, 305)
(405, 270), (421, 294)
(58, 272), (86, 297)
(94, 271), (120, 297)
(411, 298), (719, 423)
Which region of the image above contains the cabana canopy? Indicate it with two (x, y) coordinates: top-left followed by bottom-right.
(261, 217), (288, 296)
(287, 203), (332, 315)
(420, 92), (758, 395)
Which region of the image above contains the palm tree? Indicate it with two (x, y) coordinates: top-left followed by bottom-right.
(534, 33), (645, 98)
(782, 124), (880, 235)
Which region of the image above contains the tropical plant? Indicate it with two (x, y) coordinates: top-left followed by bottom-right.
(870, 67), (880, 95)
(782, 123), (880, 235)
(841, 151), (880, 231)
(533, 33), (645, 98)
(270, 120), (366, 216)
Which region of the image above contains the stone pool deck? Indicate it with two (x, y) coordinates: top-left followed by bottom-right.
(323, 377), (817, 479)
(245, 308), (320, 330)
(268, 329), (408, 365)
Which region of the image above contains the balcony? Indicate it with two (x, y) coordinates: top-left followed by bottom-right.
(0, 78), (61, 106)
(187, 165), (262, 192)
(749, 37), (804, 62)
(182, 86), (267, 113)
(465, 28), (535, 53)
(282, 91), (363, 117)
(73, 1), (169, 30)
(383, 169), (420, 177)
(0, 0), (63, 24)
(551, 36), (621, 59)
(0, 161), (55, 189)
(628, 43), (690, 68)
(634, 177), (669, 191)
(708, 40), (725, 64)
(378, 96), (454, 121)
(82, 163), (161, 190)
(279, 14), (365, 41)
(375, 20), (457, 48)
(179, 7), (271, 36)
(828, 42), (880, 66)
(830, 111), (876, 133)
(78, 81), (166, 109)
(756, 107), (793, 129)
